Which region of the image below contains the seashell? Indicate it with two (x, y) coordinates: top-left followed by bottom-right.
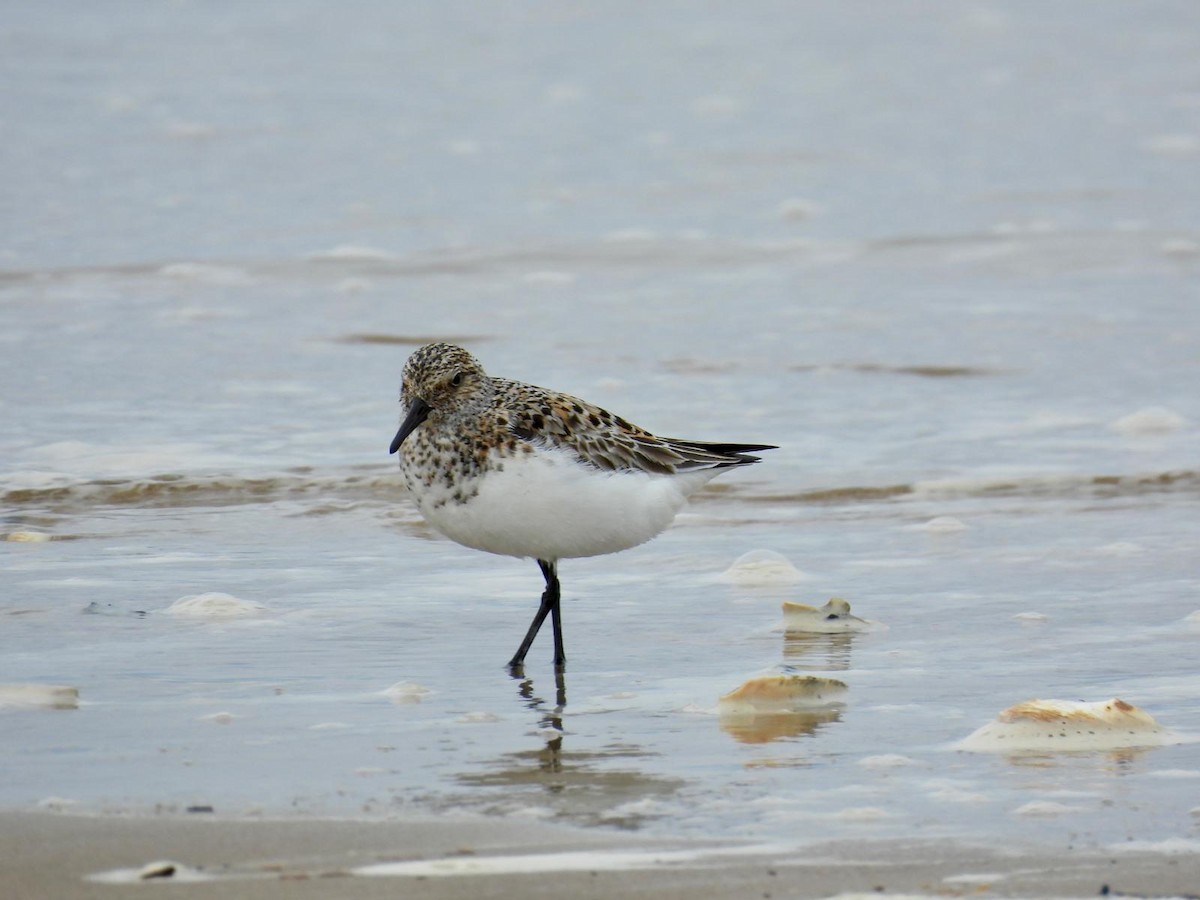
(957, 697), (1174, 752)
(380, 681), (431, 704)
(137, 861), (178, 880)
(781, 597), (883, 634)
(718, 674), (847, 716)
(717, 675), (846, 744)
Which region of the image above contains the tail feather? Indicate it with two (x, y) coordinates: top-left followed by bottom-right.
(664, 439), (777, 470)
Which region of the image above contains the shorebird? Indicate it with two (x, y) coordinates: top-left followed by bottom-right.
(389, 342), (774, 669)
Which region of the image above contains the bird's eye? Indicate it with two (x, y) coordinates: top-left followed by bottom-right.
(450, 372), (463, 387)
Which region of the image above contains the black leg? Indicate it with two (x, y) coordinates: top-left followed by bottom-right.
(507, 559), (562, 670)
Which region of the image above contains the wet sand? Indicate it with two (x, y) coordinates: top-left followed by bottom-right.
(4, 811), (1198, 899)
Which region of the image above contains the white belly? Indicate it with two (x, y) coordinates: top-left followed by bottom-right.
(413, 445), (717, 561)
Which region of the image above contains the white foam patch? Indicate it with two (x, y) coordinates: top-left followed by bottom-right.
(158, 262), (252, 286)
(1110, 406), (1187, 435)
(311, 244), (396, 261)
(719, 549), (807, 585)
(334, 277), (373, 294)
(1094, 541), (1144, 557)
(1142, 133), (1200, 157)
(927, 787), (990, 804)
(833, 806), (890, 822)
(197, 712), (237, 725)
(19, 439), (242, 480)
(379, 681), (431, 704)
(37, 797), (80, 811)
(778, 197), (823, 221)
(1012, 611), (1048, 623)
(603, 227), (657, 242)
(1021, 411), (1097, 430)
(544, 83), (584, 105)
(155, 306), (237, 324)
(943, 872), (1007, 885)
(89, 861), (215, 884)
(521, 270), (577, 285)
(858, 754), (917, 769)
(446, 138), (480, 156)
(1163, 238), (1200, 258)
(1111, 838), (1200, 854)
(166, 121), (218, 140)
(354, 847), (710, 877)
(691, 94), (741, 117)
(908, 516), (968, 533)
(165, 593), (266, 618)
(457, 711), (501, 724)
(0, 684), (79, 710)
(1013, 801), (1085, 817)
(845, 557), (928, 569)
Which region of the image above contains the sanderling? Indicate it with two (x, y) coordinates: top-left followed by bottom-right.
(389, 342), (774, 670)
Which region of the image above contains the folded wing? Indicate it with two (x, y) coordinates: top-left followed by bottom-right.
(499, 380), (775, 475)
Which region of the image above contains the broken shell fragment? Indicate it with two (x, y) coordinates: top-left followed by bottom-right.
(957, 697), (1174, 753)
(782, 598), (884, 634)
(718, 674), (848, 716)
(138, 861), (178, 880)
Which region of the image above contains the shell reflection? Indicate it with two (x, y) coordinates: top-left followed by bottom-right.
(782, 631), (857, 670)
(718, 675), (847, 744)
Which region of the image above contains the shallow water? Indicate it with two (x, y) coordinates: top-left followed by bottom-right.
(3, 0), (1200, 857)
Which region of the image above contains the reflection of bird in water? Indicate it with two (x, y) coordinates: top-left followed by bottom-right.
(390, 342), (774, 670)
(515, 670), (567, 769)
(457, 674), (679, 826)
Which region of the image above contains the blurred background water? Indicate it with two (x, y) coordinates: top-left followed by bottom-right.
(2, 1), (1199, 852)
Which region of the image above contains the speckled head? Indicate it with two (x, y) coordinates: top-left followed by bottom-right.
(389, 343), (489, 454)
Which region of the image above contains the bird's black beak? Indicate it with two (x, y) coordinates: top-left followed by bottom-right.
(389, 398), (431, 454)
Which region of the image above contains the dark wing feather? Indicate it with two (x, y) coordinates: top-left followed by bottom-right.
(497, 379), (775, 474)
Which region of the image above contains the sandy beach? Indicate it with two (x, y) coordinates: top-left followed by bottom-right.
(4, 810), (1199, 899)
